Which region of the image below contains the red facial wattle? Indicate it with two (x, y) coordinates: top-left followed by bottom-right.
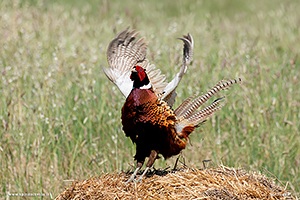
(138, 70), (145, 82)
(132, 65), (146, 81)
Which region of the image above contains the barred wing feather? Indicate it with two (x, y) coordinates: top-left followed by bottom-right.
(162, 33), (194, 107)
(102, 27), (193, 107)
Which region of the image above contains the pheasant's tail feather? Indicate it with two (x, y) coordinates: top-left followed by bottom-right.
(176, 78), (241, 126)
(174, 94), (197, 116)
(187, 97), (225, 126)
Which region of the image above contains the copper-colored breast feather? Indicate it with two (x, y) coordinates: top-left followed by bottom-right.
(121, 88), (187, 160)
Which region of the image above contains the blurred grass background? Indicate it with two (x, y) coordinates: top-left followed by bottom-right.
(0, 0), (299, 198)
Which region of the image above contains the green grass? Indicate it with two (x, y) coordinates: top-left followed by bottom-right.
(1, 0), (299, 198)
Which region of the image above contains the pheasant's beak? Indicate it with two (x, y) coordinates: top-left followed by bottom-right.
(131, 68), (137, 73)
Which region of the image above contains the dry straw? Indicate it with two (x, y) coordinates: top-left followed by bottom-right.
(55, 166), (294, 199)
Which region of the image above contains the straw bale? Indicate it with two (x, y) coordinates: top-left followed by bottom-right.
(55, 166), (295, 199)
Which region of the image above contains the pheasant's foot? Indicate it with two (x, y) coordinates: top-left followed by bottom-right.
(125, 167), (140, 184)
(134, 167), (150, 183)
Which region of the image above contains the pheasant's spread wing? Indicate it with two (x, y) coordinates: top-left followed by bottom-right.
(102, 27), (168, 98)
(102, 27), (147, 97)
(103, 27), (193, 104)
(161, 33), (194, 107)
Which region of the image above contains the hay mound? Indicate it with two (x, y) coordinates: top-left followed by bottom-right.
(55, 166), (294, 199)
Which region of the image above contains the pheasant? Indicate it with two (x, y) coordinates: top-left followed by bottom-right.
(102, 27), (241, 183)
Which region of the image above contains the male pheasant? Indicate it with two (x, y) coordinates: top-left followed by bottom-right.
(102, 27), (241, 183)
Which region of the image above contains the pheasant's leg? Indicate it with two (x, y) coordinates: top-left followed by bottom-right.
(135, 150), (158, 183)
(126, 162), (143, 184)
(135, 167), (149, 183)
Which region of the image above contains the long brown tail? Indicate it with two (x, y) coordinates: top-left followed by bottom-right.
(175, 78), (242, 126)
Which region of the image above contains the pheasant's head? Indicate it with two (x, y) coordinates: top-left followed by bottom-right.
(130, 65), (151, 89)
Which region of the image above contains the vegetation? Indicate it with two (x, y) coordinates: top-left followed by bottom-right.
(1, 0), (299, 198)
